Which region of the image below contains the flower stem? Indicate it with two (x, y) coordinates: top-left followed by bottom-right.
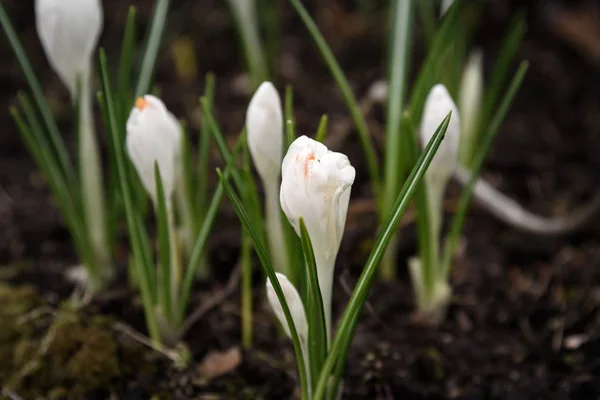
(167, 205), (181, 314)
(78, 68), (110, 289)
(265, 180), (290, 277)
(241, 233), (253, 349)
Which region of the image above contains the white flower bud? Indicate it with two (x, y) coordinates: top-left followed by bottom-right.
(265, 273), (308, 342)
(420, 84), (461, 266)
(35, 0), (103, 97)
(246, 81), (283, 182)
(280, 135), (355, 339)
(126, 95), (182, 206)
(420, 84), (461, 187)
(459, 50), (484, 166)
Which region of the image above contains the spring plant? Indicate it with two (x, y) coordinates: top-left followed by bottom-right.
(220, 115), (450, 398)
(284, 0), (529, 322)
(0, 0), (173, 293)
(96, 52), (242, 345)
(246, 82), (291, 277)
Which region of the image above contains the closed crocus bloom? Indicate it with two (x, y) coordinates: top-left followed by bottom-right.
(266, 273), (308, 342)
(459, 50), (484, 166)
(246, 82), (283, 181)
(420, 84), (461, 187)
(420, 84), (461, 266)
(266, 273), (311, 389)
(35, 0), (103, 97)
(280, 135), (355, 340)
(126, 95), (182, 206)
(246, 82), (290, 276)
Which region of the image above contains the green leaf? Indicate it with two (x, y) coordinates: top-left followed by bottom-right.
(118, 6), (138, 124)
(178, 137), (246, 322)
(312, 113), (451, 400)
(217, 169), (310, 400)
(135, 0), (171, 97)
(299, 218), (327, 389)
(441, 61), (529, 277)
(284, 85), (295, 147)
(407, 0), (463, 121)
(289, 0), (381, 196)
(314, 114), (329, 143)
(479, 11), (526, 139)
(382, 0), (414, 220)
(155, 162), (173, 322)
(200, 97), (245, 191)
(198, 73), (216, 218)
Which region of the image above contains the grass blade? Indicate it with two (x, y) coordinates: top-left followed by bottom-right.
(312, 113), (451, 400)
(135, 0), (171, 96)
(383, 0), (413, 216)
(289, 0), (381, 195)
(155, 163), (173, 322)
(218, 169), (310, 400)
(299, 219), (327, 388)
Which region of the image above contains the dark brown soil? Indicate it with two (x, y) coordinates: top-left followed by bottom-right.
(2, 0), (600, 398)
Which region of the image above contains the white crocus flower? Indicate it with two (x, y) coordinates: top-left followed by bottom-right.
(35, 0), (103, 98)
(126, 95), (182, 207)
(36, 0), (108, 277)
(127, 96), (182, 300)
(266, 273), (310, 392)
(459, 50), (484, 166)
(246, 82), (289, 276)
(280, 135), (355, 341)
(420, 84), (461, 261)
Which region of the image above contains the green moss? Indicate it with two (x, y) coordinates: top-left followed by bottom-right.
(0, 283), (156, 398)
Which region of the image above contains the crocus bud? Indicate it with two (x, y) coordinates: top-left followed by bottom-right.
(266, 273), (308, 342)
(458, 50), (484, 166)
(35, 0), (103, 97)
(280, 135), (355, 339)
(246, 81), (283, 182)
(420, 84), (461, 187)
(126, 95), (182, 206)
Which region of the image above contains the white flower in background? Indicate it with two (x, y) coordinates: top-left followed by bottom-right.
(265, 273), (311, 389)
(420, 84), (461, 265)
(247, 82), (283, 181)
(420, 84), (461, 189)
(126, 95), (182, 206)
(35, 0), (103, 97)
(459, 49), (484, 166)
(280, 135), (355, 340)
(440, 0), (454, 17)
(246, 82), (290, 276)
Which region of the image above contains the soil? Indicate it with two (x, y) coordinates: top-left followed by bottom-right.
(2, 0), (600, 399)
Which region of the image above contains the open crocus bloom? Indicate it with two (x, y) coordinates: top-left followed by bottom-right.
(126, 95), (182, 206)
(280, 135), (355, 338)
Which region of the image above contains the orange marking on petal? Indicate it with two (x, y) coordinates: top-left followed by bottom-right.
(304, 152), (316, 177)
(135, 97), (148, 110)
